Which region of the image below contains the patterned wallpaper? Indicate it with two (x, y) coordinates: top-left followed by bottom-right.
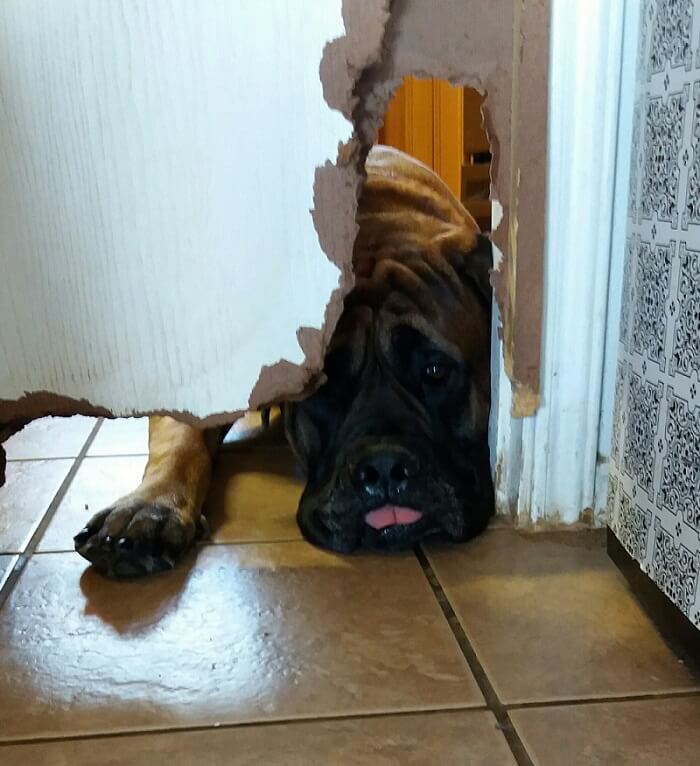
(609, 0), (700, 629)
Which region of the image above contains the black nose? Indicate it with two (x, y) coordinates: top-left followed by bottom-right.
(352, 448), (419, 502)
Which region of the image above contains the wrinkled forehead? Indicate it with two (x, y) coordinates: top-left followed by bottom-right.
(346, 246), (489, 365)
(375, 280), (490, 366)
(329, 292), (488, 373)
(376, 307), (463, 361)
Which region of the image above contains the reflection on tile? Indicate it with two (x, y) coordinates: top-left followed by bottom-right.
(1, 710), (515, 765)
(0, 554), (17, 590)
(0, 460), (72, 553)
(36, 456), (148, 553)
(205, 450), (303, 543)
(511, 697), (700, 766)
(0, 544), (481, 740)
(4, 416), (95, 460)
(87, 418), (149, 457)
(426, 530), (700, 703)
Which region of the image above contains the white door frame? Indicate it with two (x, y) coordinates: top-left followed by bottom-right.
(490, 0), (640, 526)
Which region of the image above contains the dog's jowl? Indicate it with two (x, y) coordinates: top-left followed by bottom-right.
(74, 146), (494, 576)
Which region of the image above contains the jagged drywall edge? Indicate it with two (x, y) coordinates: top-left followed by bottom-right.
(0, 1), (393, 484)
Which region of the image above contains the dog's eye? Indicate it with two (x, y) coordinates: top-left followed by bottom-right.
(423, 363), (449, 383)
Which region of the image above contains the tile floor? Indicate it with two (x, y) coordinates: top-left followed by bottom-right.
(0, 416), (698, 765)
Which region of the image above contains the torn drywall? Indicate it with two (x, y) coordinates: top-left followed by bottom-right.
(0, 0), (549, 483)
(0, 0), (390, 484)
(351, 0), (548, 416)
(253, 0), (550, 418)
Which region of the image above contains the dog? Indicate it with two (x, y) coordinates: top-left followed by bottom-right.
(74, 145), (494, 577)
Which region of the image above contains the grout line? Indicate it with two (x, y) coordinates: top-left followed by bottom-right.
(80, 453), (149, 459)
(414, 546), (535, 766)
(29, 537), (306, 556)
(0, 554), (19, 592)
(6, 456), (99, 463)
(0, 419), (104, 612)
(0, 704), (489, 748)
(200, 537), (303, 547)
(506, 688), (700, 710)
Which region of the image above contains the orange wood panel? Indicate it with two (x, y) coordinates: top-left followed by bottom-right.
(404, 76), (434, 168)
(377, 82), (406, 149)
(378, 77), (463, 198)
(378, 76), (433, 167)
(432, 79), (463, 198)
(462, 88), (489, 155)
(377, 78), (490, 228)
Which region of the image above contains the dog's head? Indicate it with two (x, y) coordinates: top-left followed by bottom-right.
(285, 214), (494, 553)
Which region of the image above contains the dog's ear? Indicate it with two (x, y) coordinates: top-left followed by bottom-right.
(444, 234), (493, 313)
(282, 401), (316, 476)
(463, 234), (493, 309)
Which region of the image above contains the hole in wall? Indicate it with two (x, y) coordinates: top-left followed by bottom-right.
(375, 78), (492, 233)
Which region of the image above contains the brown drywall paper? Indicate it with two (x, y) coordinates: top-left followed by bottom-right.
(351, 0), (548, 413)
(0, 0), (549, 485)
(505, 0), (549, 416)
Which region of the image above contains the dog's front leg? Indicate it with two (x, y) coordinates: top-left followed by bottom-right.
(74, 416), (225, 577)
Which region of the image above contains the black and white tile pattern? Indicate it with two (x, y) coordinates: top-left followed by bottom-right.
(620, 236), (636, 349)
(652, 520), (700, 615)
(611, 362), (626, 464)
(640, 87), (689, 228)
(610, 0), (700, 625)
(623, 372), (663, 495)
(658, 388), (700, 532)
(618, 491), (653, 562)
(648, 0), (693, 78)
(681, 82), (700, 226)
(631, 238), (673, 368)
(670, 242), (700, 375)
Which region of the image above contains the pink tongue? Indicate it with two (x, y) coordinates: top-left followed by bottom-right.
(365, 505), (423, 530)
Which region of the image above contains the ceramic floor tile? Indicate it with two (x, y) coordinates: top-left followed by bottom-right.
(0, 710), (515, 765)
(36, 456), (148, 553)
(205, 450), (303, 543)
(0, 460), (73, 553)
(3, 416), (95, 460)
(426, 529), (700, 703)
(511, 696), (700, 766)
(0, 554), (17, 590)
(87, 418), (149, 457)
(0, 544), (481, 740)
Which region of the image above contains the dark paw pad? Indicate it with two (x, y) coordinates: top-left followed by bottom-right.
(74, 501), (196, 578)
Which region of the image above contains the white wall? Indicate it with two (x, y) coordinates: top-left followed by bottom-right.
(0, 1), (350, 418)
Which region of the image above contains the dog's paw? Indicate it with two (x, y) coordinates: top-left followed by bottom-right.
(74, 499), (200, 578)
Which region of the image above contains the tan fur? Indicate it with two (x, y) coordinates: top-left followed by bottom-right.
(355, 145), (479, 267)
(131, 416), (215, 527)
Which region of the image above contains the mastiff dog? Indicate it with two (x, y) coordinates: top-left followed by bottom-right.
(74, 145), (494, 577)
